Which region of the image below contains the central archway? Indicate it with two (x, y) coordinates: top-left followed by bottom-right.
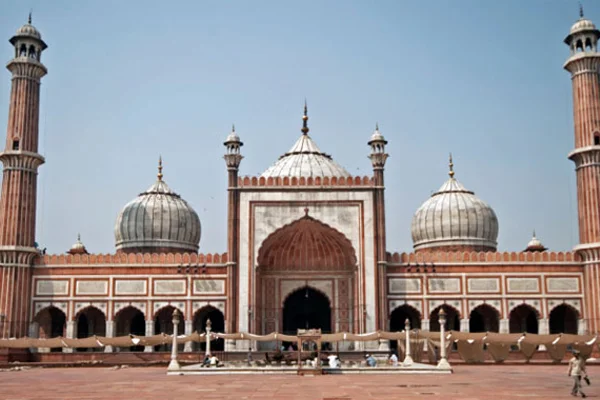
(282, 287), (331, 334)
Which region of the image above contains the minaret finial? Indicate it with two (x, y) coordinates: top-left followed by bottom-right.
(533, 229), (536, 238)
(301, 100), (309, 135)
(157, 156), (163, 181)
(28, 10), (32, 24)
(579, 2), (584, 18)
(448, 153), (455, 178)
(232, 124), (235, 133)
(376, 122), (379, 131)
(77, 233), (81, 241)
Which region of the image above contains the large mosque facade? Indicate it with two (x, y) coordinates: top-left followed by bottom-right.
(0, 12), (598, 354)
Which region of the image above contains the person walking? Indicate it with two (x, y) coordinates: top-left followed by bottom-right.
(567, 349), (588, 398)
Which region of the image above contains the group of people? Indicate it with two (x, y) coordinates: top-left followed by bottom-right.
(201, 353), (220, 368)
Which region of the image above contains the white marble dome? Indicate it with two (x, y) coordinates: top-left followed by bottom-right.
(411, 160), (499, 252)
(570, 17), (597, 35)
(16, 23), (42, 40)
(114, 161), (201, 253)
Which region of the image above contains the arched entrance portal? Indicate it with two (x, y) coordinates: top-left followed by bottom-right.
(429, 305), (460, 332)
(282, 287), (331, 334)
(469, 304), (500, 333)
(76, 307), (106, 352)
(389, 305), (421, 350)
(549, 304), (578, 334)
(34, 306), (66, 353)
(193, 306), (225, 351)
(115, 306), (145, 352)
(256, 212), (357, 336)
(509, 304), (539, 334)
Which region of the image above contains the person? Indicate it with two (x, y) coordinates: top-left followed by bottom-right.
(389, 352), (399, 367)
(365, 354), (377, 367)
(567, 349), (588, 398)
(202, 354), (210, 367)
(209, 354), (219, 367)
(247, 348), (253, 366)
(327, 354), (339, 368)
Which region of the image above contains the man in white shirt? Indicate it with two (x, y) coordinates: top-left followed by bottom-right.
(327, 354), (339, 368)
(389, 352), (399, 367)
(567, 350), (587, 398)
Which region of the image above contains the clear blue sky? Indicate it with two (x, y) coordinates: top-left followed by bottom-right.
(0, 0), (592, 254)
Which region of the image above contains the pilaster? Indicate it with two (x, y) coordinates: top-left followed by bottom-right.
(144, 320), (153, 352)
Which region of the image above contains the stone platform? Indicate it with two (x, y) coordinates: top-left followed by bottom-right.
(167, 362), (451, 375)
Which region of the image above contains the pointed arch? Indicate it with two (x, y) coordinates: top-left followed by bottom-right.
(469, 304), (500, 333)
(257, 214), (357, 271)
(509, 304), (539, 334)
(114, 306), (146, 352)
(429, 304), (460, 332)
(33, 306), (66, 339)
(193, 306), (225, 351)
(389, 304), (421, 331)
(549, 303), (579, 334)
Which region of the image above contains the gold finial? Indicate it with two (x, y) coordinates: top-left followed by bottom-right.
(157, 156), (163, 181)
(448, 153), (455, 178)
(28, 11), (32, 24)
(301, 100), (309, 135)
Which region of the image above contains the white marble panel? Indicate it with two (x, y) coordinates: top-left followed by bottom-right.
(115, 280), (147, 295)
(154, 280), (186, 295)
(193, 279), (225, 295)
(36, 280), (68, 296)
(428, 278), (460, 293)
(547, 278), (579, 293)
(468, 278), (499, 293)
(388, 278), (421, 294)
(76, 280), (108, 295)
(507, 278), (539, 293)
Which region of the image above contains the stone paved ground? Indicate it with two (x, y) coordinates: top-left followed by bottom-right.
(0, 365), (597, 399)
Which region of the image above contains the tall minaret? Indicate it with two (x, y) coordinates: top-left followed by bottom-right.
(223, 125), (243, 338)
(565, 7), (600, 334)
(368, 124), (389, 331)
(0, 16), (47, 338)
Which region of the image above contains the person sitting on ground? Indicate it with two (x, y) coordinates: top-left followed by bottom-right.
(568, 349), (588, 398)
(273, 349), (284, 364)
(209, 354), (219, 367)
(202, 354), (211, 367)
(265, 352), (272, 365)
(365, 354), (377, 367)
(389, 351), (399, 367)
(327, 353), (340, 368)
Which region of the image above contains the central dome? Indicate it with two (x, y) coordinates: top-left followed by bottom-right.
(261, 104), (351, 179)
(114, 159), (201, 254)
(411, 156), (499, 252)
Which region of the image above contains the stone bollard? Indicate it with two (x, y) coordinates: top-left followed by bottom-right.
(205, 319), (212, 357)
(402, 318), (413, 366)
(437, 308), (451, 370)
(167, 309), (181, 371)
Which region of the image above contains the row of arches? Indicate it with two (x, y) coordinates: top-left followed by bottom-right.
(390, 303), (579, 334)
(33, 305), (226, 352)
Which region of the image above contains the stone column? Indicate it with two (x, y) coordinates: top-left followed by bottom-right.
(205, 319), (212, 356)
(538, 318), (549, 335)
(499, 319), (509, 333)
(437, 308), (451, 370)
(63, 321), (75, 353)
(144, 320), (153, 352)
(104, 320), (114, 353)
(402, 318), (413, 366)
(460, 319), (469, 332)
(168, 310), (180, 371)
(184, 320), (193, 353)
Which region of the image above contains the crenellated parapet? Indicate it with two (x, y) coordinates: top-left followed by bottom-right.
(35, 252), (229, 266)
(238, 175), (375, 188)
(386, 250), (579, 264)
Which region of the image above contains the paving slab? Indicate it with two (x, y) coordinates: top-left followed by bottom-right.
(0, 364), (597, 399)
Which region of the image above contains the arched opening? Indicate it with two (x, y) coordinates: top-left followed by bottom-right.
(509, 304), (539, 334)
(389, 304), (421, 350)
(549, 304), (579, 334)
(19, 44), (26, 57)
(594, 132), (600, 146)
(283, 286), (331, 335)
(469, 304), (500, 333)
(153, 306), (185, 351)
(586, 37), (593, 51)
(33, 306), (66, 353)
(577, 40), (584, 52)
(429, 305), (460, 332)
(114, 306), (145, 352)
(28, 45), (36, 59)
(75, 307), (106, 352)
(193, 306), (225, 352)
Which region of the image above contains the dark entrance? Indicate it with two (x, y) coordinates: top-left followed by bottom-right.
(389, 305), (421, 350)
(509, 304), (539, 334)
(193, 306), (225, 351)
(283, 287), (331, 335)
(549, 304), (578, 334)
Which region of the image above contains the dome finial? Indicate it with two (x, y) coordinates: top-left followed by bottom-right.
(579, 2), (584, 18)
(448, 153), (455, 178)
(232, 124), (235, 133)
(77, 233), (81, 241)
(301, 100), (309, 135)
(157, 156), (163, 181)
(375, 122), (379, 131)
(532, 229), (536, 238)
(28, 10), (32, 24)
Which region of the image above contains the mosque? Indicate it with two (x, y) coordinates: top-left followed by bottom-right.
(0, 10), (597, 355)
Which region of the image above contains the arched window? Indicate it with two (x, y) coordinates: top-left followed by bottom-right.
(593, 132), (600, 145)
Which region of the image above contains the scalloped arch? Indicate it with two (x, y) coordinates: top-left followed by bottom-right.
(257, 214), (357, 271)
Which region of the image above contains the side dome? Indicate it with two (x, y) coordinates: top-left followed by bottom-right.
(261, 104), (351, 179)
(114, 158), (201, 253)
(410, 155), (499, 252)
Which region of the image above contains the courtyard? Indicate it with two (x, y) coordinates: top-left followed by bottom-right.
(0, 364), (596, 399)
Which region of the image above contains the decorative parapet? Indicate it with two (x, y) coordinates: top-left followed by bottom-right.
(35, 252), (229, 266)
(386, 250), (579, 264)
(237, 175), (375, 188)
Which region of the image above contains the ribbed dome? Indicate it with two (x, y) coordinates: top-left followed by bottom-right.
(570, 17), (597, 34)
(16, 23), (42, 40)
(67, 234), (88, 255)
(261, 104), (351, 179)
(411, 157), (499, 252)
(114, 160), (201, 253)
(525, 231), (547, 252)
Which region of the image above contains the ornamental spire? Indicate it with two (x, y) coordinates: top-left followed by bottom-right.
(28, 10), (32, 24)
(580, 2), (584, 18)
(157, 156), (163, 181)
(448, 153), (455, 178)
(301, 100), (309, 135)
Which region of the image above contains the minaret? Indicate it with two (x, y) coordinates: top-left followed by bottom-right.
(368, 124), (389, 331)
(223, 125), (243, 337)
(0, 16), (47, 338)
(565, 7), (600, 333)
